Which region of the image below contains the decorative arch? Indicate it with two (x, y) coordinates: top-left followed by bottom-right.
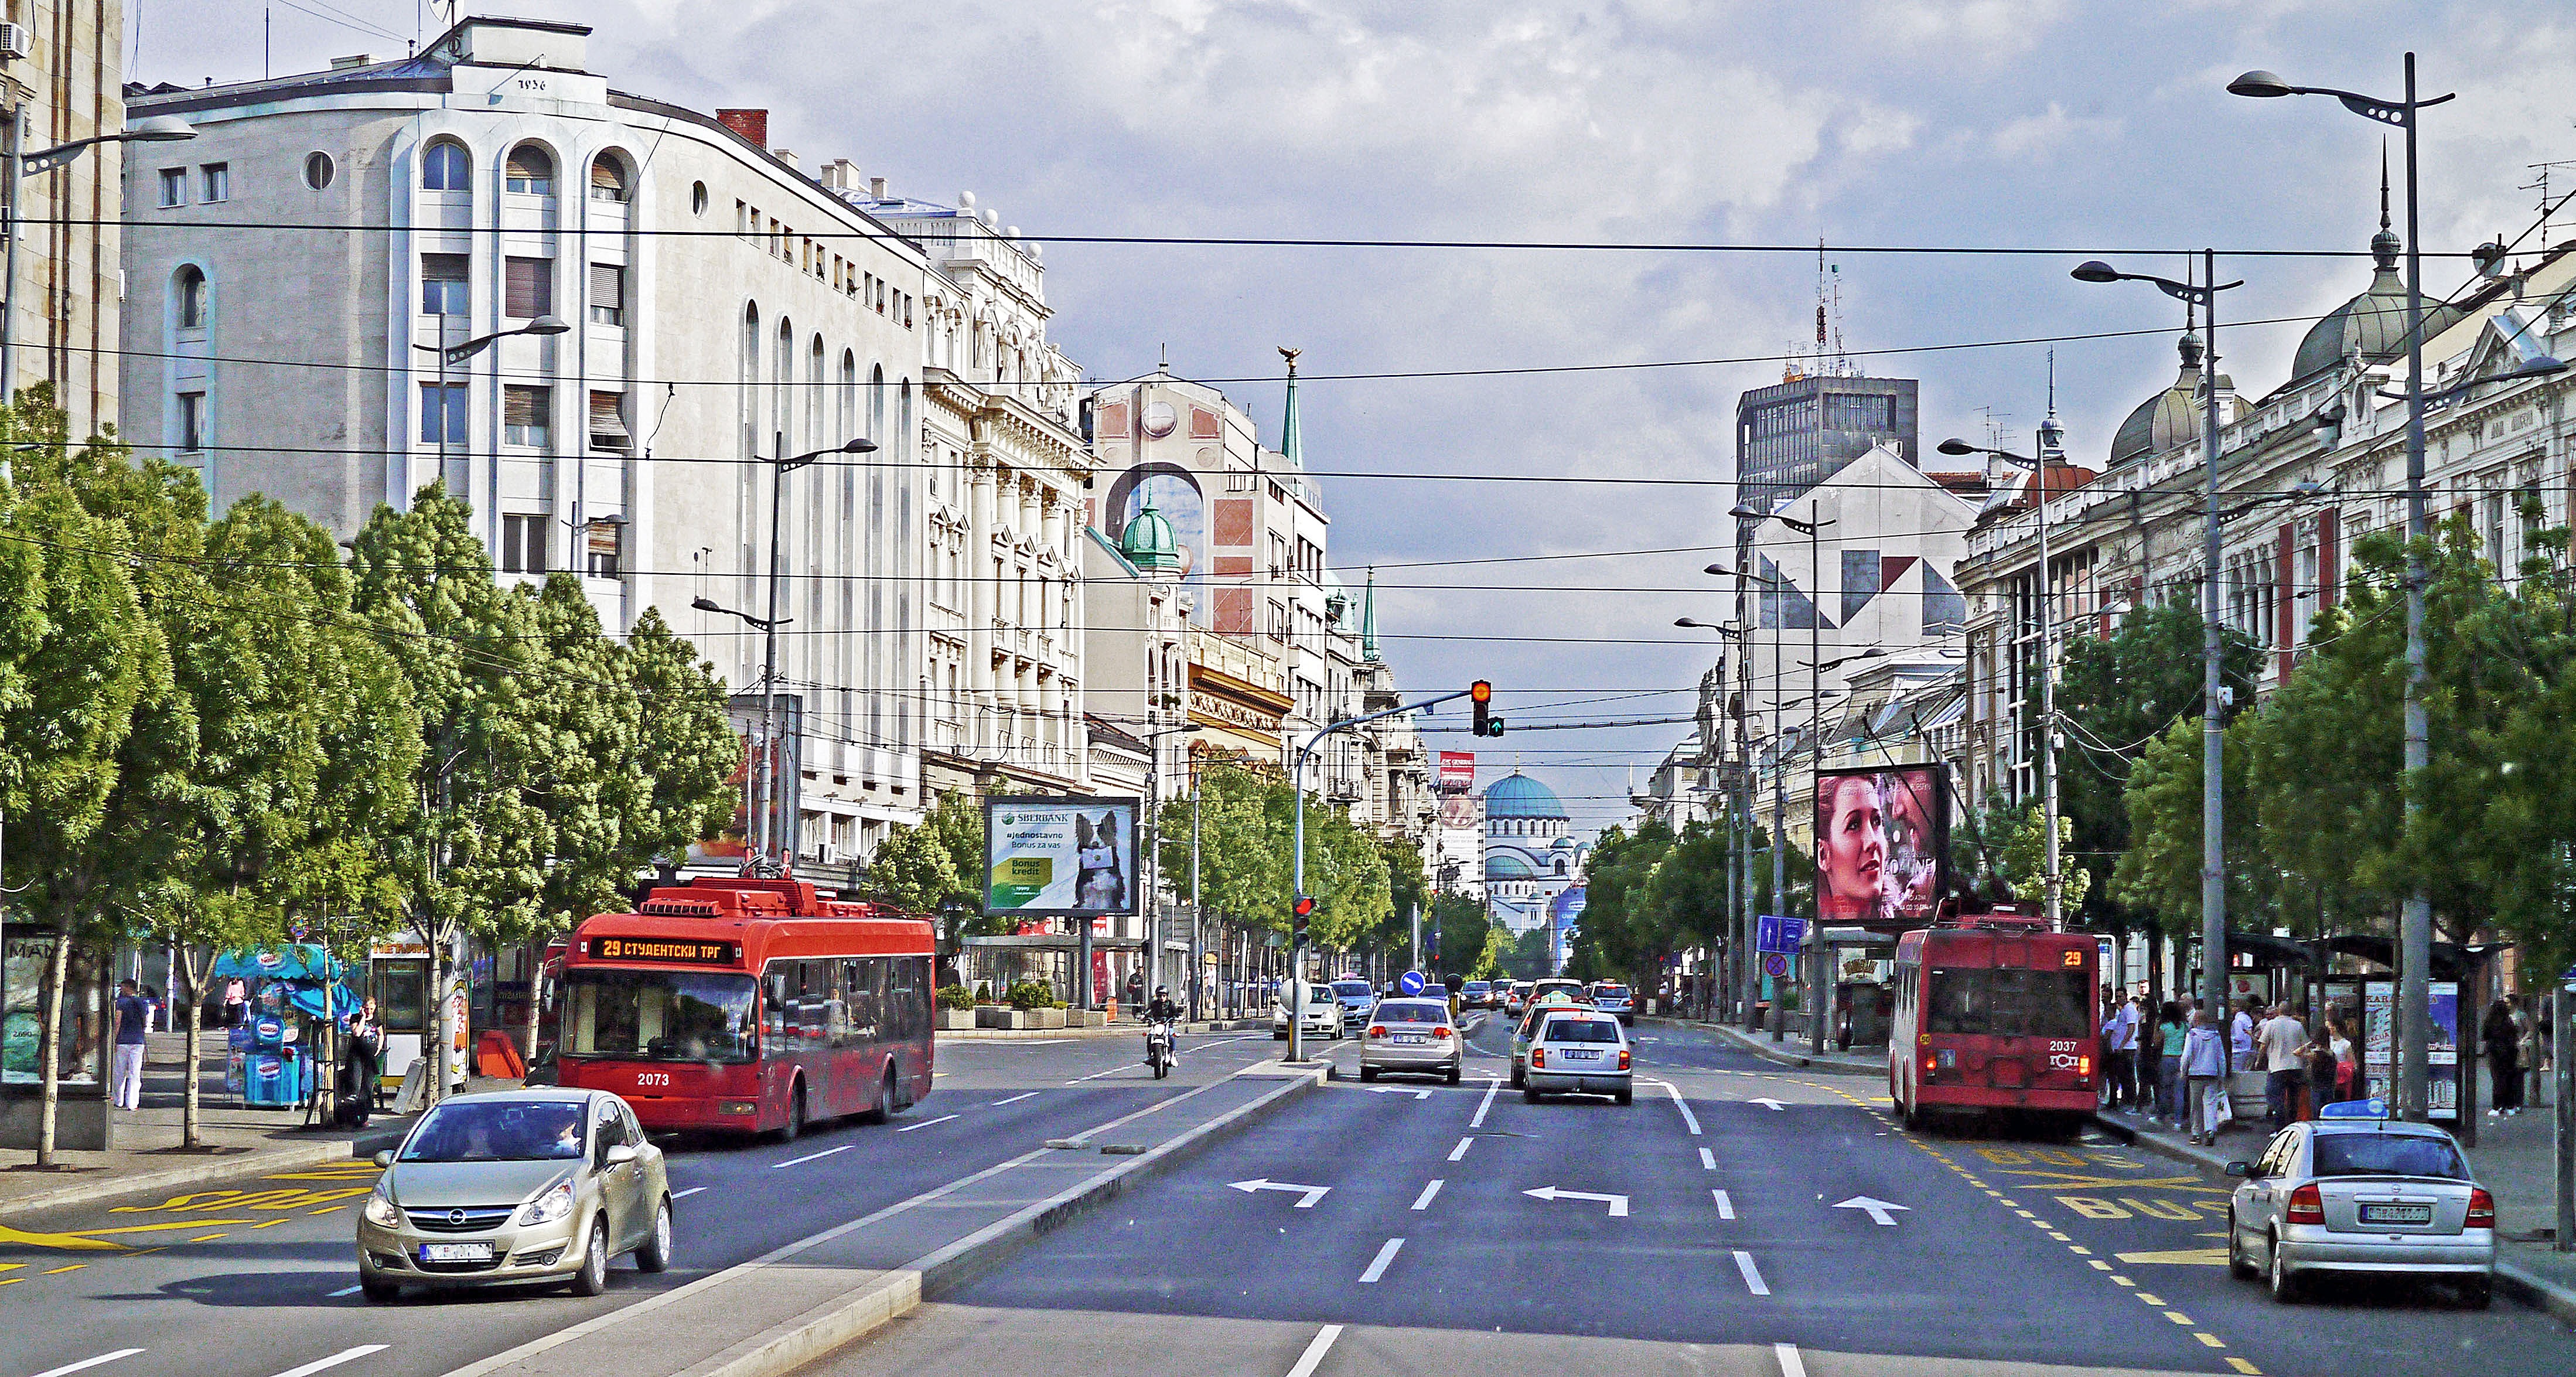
(504, 141), (557, 196)
(173, 263), (209, 331)
(588, 150), (633, 203)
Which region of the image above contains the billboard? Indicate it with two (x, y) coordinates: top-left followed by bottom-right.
(982, 796), (1142, 918)
(1813, 763), (1949, 929)
(1436, 751), (1476, 793)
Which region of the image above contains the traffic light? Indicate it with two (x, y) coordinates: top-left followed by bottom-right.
(1470, 681), (1504, 737)
(1292, 894), (1315, 946)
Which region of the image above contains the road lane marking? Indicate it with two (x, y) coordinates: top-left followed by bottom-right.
(1470, 1078), (1500, 1127)
(42, 1264), (85, 1274)
(28, 1352), (146, 1377)
(326, 1284), (364, 1297)
(1283, 1325), (1343, 1377)
(2164, 1311), (2192, 1325)
(1773, 1344), (1806, 1377)
(1699, 1147), (1715, 1170)
(1662, 1081), (1702, 1136)
(266, 1347), (388, 1377)
(671, 1187), (709, 1200)
(1731, 1249), (1770, 1296)
(1448, 1136), (1473, 1162)
(894, 1114), (960, 1133)
(1067, 1066), (1130, 1083)
(2227, 1359), (2262, 1375)
(1410, 1179), (1444, 1211)
(991, 1093), (1038, 1106)
(1231, 1178), (1333, 1209)
(771, 1144), (854, 1170)
(187, 1233), (229, 1243)
(254, 1219), (291, 1229)
(2196, 1334), (2227, 1348)
(1712, 1189), (1735, 1219)
(1358, 1237), (1404, 1283)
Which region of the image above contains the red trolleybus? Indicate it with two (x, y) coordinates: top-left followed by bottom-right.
(1889, 906), (2100, 1136)
(552, 877), (936, 1140)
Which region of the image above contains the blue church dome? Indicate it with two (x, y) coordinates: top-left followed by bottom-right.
(1484, 772), (1567, 821)
(1485, 852), (1536, 881)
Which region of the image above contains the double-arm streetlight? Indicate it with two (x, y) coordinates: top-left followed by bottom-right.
(1704, 560), (1795, 1030)
(2072, 255), (2242, 1034)
(2, 113), (195, 403)
(693, 435), (876, 877)
(1732, 502), (1840, 1054)
(411, 315), (569, 532)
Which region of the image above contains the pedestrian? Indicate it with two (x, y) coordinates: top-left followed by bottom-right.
(2099, 988), (2137, 1110)
(223, 976), (247, 1027)
(2519, 998), (2545, 1110)
(2183, 1008), (2229, 1146)
(344, 997), (384, 1110)
(2156, 1001), (2188, 1124)
(2483, 997), (2524, 1117)
(111, 979), (151, 1110)
(2327, 1015), (2359, 1104)
(2130, 994), (2155, 1109)
(2230, 997), (2259, 1071)
(2257, 1001), (2307, 1131)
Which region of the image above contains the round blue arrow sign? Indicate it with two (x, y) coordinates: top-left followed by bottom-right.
(1399, 971), (1425, 996)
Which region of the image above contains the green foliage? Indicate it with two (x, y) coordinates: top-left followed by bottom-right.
(1005, 979), (1062, 1010)
(1993, 805), (2091, 913)
(935, 982), (975, 1011)
(1152, 764), (1393, 949)
(1428, 891), (1491, 975)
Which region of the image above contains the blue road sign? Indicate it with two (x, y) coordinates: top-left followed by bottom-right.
(1400, 971), (1425, 996)
(1762, 953), (1790, 979)
(1756, 915), (1807, 956)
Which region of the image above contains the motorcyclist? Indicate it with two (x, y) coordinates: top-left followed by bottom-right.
(1143, 986), (1183, 1024)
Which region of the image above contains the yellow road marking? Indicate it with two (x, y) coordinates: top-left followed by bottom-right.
(0, 1277), (21, 1287)
(187, 1233), (229, 1243)
(2067, 1245), (2091, 1255)
(2088, 1260), (2113, 1270)
(2109, 1275), (2135, 1287)
(2165, 1311), (2193, 1325)
(2197, 1334), (2227, 1348)
(41, 1264), (85, 1274)
(2134, 1292), (2164, 1305)
(2117, 1248), (2229, 1266)
(2227, 1359), (2263, 1375)
(309, 1206), (348, 1215)
(254, 1219), (291, 1229)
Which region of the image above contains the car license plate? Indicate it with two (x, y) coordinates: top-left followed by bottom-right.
(1394, 1034), (1428, 1045)
(2358, 1203), (2433, 1226)
(418, 1242), (495, 1264)
(1562, 1049), (1601, 1061)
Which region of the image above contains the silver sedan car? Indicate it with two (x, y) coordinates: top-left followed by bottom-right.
(1521, 1007), (1632, 1105)
(357, 1088), (673, 1300)
(1359, 999), (1461, 1083)
(2224, 1116), (2495, 1306)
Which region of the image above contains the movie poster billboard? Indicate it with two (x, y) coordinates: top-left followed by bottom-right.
(982, 796), (1142, 918)
(689, 692), (804, 869)
(1436, 751), (1476, 793)
(1813, 763), (1949, 929)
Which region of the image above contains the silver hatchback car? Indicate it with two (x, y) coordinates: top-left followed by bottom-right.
(1521, 1007), (1632, 1105)
(2224, 1115), (2494, 1306)
(1359, 999), (1461, 1083)
(357, 1088), (673, 1300)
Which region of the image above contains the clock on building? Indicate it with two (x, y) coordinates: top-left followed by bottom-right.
(1141, 401), (1178, 438)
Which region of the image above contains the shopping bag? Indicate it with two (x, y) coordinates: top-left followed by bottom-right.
(2205, 1084), (2233, 1133)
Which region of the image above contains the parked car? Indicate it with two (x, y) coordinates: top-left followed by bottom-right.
(356, 1088), (671, 1301)
(1359, 999), (1461, 1083)
(1521, 1007), (1632, 1105)
(2224, 1114), (2495, 1306)
(1590, 982), (1635, 1025)
(1271, 981), (1344, 1041)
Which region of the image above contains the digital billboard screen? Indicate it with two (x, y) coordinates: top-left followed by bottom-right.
(1813, 763), (1949, 929)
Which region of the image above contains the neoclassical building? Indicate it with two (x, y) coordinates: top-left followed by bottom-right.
(1482, 772), (1583, 935)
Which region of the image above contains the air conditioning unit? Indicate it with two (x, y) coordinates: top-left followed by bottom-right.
(817, 842), (841, 866)
(0, 24), (30, 60)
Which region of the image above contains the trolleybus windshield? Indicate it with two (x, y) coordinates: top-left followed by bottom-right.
(1925, 966), (2091, 1039)
(561, 969), (758, 1063)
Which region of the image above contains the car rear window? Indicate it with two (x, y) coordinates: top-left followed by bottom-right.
(1378, 1003), (1445, 1024)
(1541, 1015), (1620, 1044)
(1596, 986), (1628, 997)
(2312, 1132), (2468, 1180)
(1333, 981), (1371, 997)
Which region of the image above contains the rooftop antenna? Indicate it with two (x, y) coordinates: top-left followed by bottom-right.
(2522, 156), (2576, 252)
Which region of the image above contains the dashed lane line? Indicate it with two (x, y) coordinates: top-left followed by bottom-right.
(770, 1144), (854, 1170)
(1283, 1325), (1343, 1377)
(1773, 1343), (1806, 1377)
(991, 1093), (1038, 1106)
(28, 1352), (146, 1377)
(1659, 1080), (1702, 1136)
(1358, 1237), (1405, 1284)
(1712, 1189), (1735, 1220)
(1448, 1136), (1473, 1162)
(1699, 1147), (1715, 1170)
(671, 1187), (709, 1200)
(1731, 1249), (1770, 1297)
(1470, 1079), (1501, 1129)
(893, 1114), (960, 1133)
(266, 1347), (388, 1377)
(1410, 1180), (1444, 1212)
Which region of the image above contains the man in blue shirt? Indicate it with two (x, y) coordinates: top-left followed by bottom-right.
(112, 979), (151, 1110)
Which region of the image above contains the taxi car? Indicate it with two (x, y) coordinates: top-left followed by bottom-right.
(1358, 998), (1462, 1083)
(1589, 981), (1635, 1025)
(1520, 1007), (1632, 1105)
(357, 1088), (671, 1300)
(2224, 1109), (2495, 1306)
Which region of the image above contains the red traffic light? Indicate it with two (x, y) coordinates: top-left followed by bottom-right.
(1470, 680), (1491, 703)
(1293, 895), (1315, 918)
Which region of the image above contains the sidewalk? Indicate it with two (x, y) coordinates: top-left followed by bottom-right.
(1638, 1013), (1885, 1077)
(0, 1028), (421, 1218)
(2093, 1100), (2576, 1324)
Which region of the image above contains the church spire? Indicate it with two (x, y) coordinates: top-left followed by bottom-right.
(1360, 567), (1380, 662)
(2372, 139), (2401, 271)
(1277, 346), (1304, 468)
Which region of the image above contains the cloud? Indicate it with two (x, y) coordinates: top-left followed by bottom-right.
(1989, 103), (2124, 160)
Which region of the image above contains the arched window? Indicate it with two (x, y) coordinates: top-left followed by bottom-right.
(175, 265), (208, 330)
(589, 156), (630, 203)
(506, 144), (554, 196)
(422, 138), (470, 192)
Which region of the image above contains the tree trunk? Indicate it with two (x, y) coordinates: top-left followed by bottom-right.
(35, 929), (69, 1167)
(523, 941), (544, 1078)
(179, 944), (206, 1148)
(427, 926), (449, 1109)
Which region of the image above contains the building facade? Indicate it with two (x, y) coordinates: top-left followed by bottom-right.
(1483, 771), (1582, 935)
(1735, 370), (1919, 513)
(8, 0), (124, 439)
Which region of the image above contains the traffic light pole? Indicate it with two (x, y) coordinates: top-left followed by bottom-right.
(1289, 687), (1479, 1063)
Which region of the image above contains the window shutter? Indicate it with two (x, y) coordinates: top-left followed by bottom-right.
(503, 385), (547, 428)
(423, 252), (468, 282)
(589, 159), (626, 200)
(588, 263), (622, 311)
(507, 147), (552, 183)
(589, 390), (631, 449)
(505, 257), (552, 318)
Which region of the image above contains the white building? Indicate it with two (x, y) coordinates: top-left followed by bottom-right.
(1483, 772), (1582, 935)
(121, 16), (929, 874)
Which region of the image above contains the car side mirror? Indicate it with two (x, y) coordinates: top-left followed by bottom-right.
(372, 1150), (395, 1169)
(605, 1143), (639, 1167)
(2223, 1160), (2253, 1178)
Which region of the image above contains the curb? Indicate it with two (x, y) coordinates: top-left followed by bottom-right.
(0, 1125), (408, 1219)
(663, 1064), (1329, 1377)
(2091, 1112), (2576, 1325)
(1665, 1018), (1882, 1078)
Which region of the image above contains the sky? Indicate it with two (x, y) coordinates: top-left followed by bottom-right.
(138, 0), (2576, 837)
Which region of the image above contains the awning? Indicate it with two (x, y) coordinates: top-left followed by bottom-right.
(212, 943), (349, 981)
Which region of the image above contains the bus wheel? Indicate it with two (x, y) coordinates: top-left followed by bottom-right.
(862, 1065), (898, 1124)
(1900, 1097), (1925, 1133)
(777, 1083), (806, 1143)
(879, 1065), (904, 1118)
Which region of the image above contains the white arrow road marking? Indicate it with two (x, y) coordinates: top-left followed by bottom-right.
(1284, 1326), (1344, 1377)
(771, 1144), (852, 1170)
(1448, 1136), (1474, 1162)
(1367, 1086), (1434, 1100)
(1523, 1185), (1629, 1218)
(32, 1352), (146, 1377)
(1748, 1098), (1787, 1111)
(1661, 1081), (1702, 1135)
(1774, 1342), (1806, 1377)
(1229, 1178), (1332, 1209)
(1732, 1250), (1770, 1296)
(1357, 1237), (1405, 1283)
(1470, 1078), (1501, 1127)
(893, 1114), (959, 1133)
(1712, 1189), (1735, 1220)
(1410, 1179), (1444, 1211)
(325, 1285), (364, 1298)
(1833, 1195), (1910, 1227)
(266, 1347), (388, 1377)
(1698, 1147), (1716, 1171)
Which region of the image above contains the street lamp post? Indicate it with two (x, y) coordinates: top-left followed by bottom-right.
(410, 315), (570, 534)
(1708, 557), (1793, 1032)
(1, 113), (195, 405)
(692, 436), (873, 877)
(1734, 502), (1835, 1052)
(1677, 615), (1749, 1023)
(2073, 254), (2243, 1034)
(1139, 722), (1203, 1014)
(2229, 57), (2469, 1119)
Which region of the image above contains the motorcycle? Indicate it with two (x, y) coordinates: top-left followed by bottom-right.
(1144, 1019), (1177, 1079)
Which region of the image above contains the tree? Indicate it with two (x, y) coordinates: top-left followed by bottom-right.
(1992, 805), (2091, 915)
(1427, 891), (1492, 977)
(871, 791), (988, 975)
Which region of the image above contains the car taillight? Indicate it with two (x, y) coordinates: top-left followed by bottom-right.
(1368, 1025), (1386, 1039)
(2466, 1188), (2495, 1229)
(1618, 1049), (1631, 1071)
(2285, 1184), (2324, 1225)
(1433, 1027), (1452, 1039)
(1530, 1048), (1545, 1068)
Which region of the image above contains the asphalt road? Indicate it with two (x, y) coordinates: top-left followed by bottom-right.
(0, 1028), (1290, 1377)
(804, 1017), (2576, 1377)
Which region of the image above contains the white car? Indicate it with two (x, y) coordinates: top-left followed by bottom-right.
(1521, 1007), (1632, 1105)
(1271, 981), (1343, 1041)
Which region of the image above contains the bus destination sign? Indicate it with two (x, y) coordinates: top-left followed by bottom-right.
(585, 936), (741, 966)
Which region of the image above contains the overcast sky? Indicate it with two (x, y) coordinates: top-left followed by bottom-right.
(142, 1), (2576, 834)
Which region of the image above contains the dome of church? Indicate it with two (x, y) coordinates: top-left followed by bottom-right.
(2287, 187), (2467, 386)
(1484, 772), (1567, 821)
(1549, 836), (1575, 851)
(1485, 852), (1536, 881)
(2110, 332), (2206, 468)
(1117, 502), (1181, 571)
